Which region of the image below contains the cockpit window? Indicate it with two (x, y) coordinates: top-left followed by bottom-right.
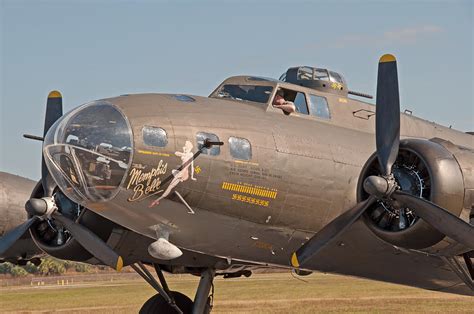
(274, 89), (308, 115)
(196, 132), (220, 156)
(214, 84), (273, 104)
(143, 126), (168, 147)
(294, 92), (309, 115)
(309, 94), (331, 119)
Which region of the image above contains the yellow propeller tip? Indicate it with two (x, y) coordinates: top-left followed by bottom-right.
(291, 252), (300, 268)
(48, 90), (62, 99)
(379, 54), (396, 63)
(116, 256), (123, 272)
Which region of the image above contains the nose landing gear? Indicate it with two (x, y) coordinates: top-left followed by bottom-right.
(132, 262), (215, 314)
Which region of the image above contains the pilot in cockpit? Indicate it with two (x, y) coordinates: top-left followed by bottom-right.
(272, 89), (296, 114)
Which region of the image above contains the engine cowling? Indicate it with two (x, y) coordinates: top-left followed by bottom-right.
(28, 182), (120, 263)
(358, 138), (472, 256)
(0, 173), (42, 263)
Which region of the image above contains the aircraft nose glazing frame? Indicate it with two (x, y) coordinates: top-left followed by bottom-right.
(42, 101), (134, 205)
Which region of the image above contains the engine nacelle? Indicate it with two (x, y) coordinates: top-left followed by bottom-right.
(0, 172), (43, 263)
(358, 138), (473, 256)
(28, 182), (120, 264)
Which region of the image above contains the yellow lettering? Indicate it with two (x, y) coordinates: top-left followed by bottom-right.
(128, 184), (144, 202)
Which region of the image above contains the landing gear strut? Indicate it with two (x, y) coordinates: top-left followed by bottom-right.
(192, 268), (215, 314)
(132, 262), (215, 314)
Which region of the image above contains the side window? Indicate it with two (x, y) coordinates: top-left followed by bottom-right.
(309, 95), (331, 119)
(228, 137), (252, 160)
(196, 132), (220, 156)
(294, 92), (309, 115)
(143, 126), (168, 147)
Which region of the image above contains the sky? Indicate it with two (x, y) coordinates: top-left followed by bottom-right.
(1, 0), (473, 180)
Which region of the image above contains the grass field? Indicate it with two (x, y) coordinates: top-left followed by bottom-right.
(1, 272), (473, 313)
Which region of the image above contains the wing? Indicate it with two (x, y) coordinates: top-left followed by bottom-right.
(301, 219), (473, 296)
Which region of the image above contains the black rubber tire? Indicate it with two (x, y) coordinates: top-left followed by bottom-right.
(139, 291), (194, 314)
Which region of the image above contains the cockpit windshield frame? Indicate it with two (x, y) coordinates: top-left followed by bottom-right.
(211, 83), (274, 105)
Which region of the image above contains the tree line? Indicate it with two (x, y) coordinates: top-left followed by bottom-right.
(0, 258), (96, 277)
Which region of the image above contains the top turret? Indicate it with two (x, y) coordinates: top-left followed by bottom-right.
(280, 66), (372, 99)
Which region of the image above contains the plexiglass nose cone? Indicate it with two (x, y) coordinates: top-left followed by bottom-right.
(43, 101), (133, 204)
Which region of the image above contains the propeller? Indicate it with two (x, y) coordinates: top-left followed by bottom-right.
(291, 196), (376, 268)
(291, 54), (473, 268)
(42, 91), (63, 197)
(392, 191), (474, 249)
(375, 54), (400, 176)
(0, 91), (62, 256)
(51, 211), (123, 270)
(0, 217), (39, 255)
(0, 91), (123, 271)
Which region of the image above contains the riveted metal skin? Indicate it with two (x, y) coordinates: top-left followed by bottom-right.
(1, 66), (474, 297)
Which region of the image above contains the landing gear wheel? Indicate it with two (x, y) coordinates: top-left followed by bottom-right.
(139, 291), (193, 314)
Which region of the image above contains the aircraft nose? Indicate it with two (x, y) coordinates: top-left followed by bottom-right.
(43, 101), (133, 205)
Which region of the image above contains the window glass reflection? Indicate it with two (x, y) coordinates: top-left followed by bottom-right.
(297, 67), (313, 80)
(213, 85), (273, 104)
(294, 92), (309, 115)
(174, 95), (195, 102)
(328, 71), (346, 85)
(196, 132), (220, 156)
(314, 69), (329, 81)
(44, 102), (132, 204)
(143, 126), (168, 147)
(229, 137), (252, 160)
(309, 95), (331, 119)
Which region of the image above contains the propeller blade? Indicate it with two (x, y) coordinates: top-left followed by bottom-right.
(376, 54), (400, 176)
(52, 213), (123, 271)
(42, 91), (63, 196)
(393, 191), (474, 249)
(0, 217), (39, 255)
(291, 196), (376, 268)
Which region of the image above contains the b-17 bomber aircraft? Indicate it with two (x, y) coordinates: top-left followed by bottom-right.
(1, 54), (473, 313)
